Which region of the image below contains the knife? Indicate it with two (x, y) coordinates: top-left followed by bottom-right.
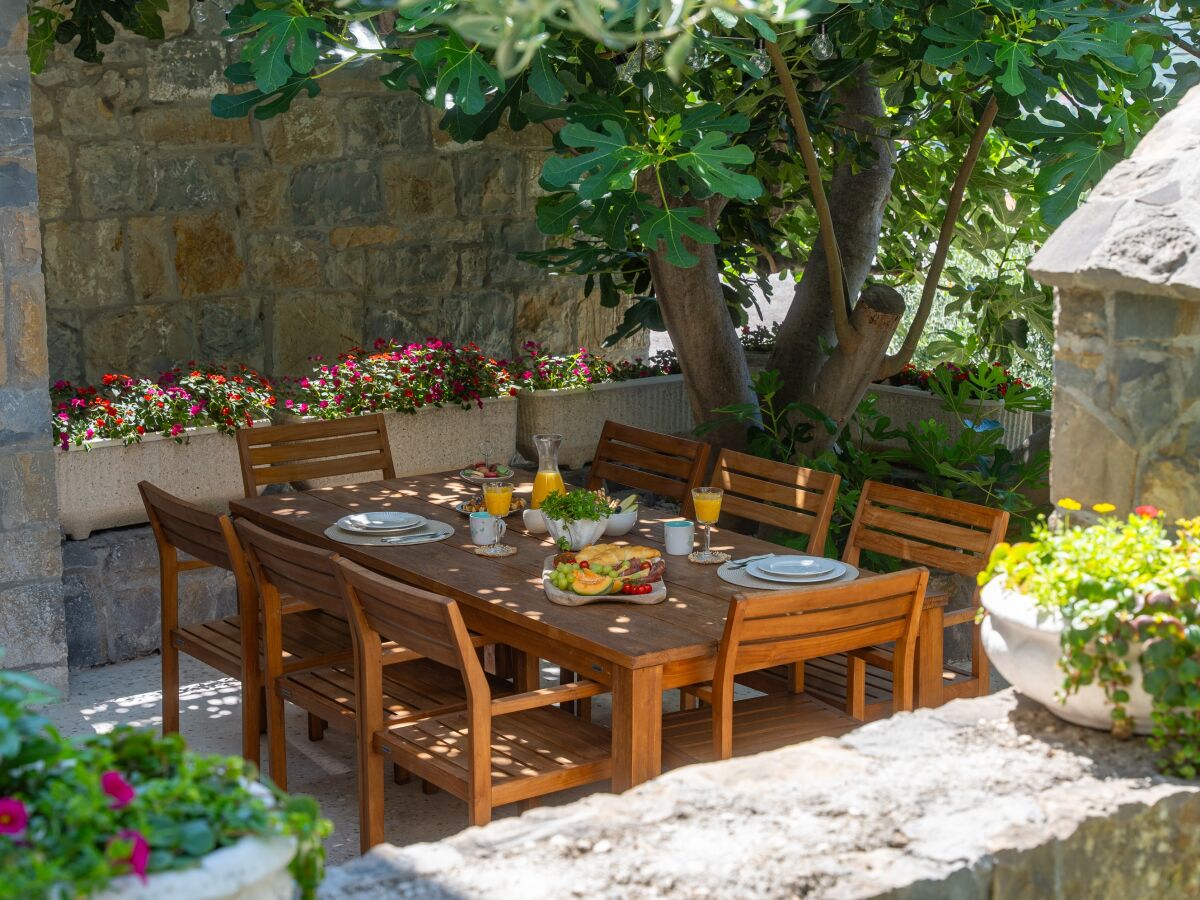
(381, 529), (445, 544)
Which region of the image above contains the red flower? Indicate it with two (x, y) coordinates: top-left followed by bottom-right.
(101, 771), (135, 809)
(0, 797), (27, 835)
(1135, 505), (1162, 519)
(109, 830), (150, 883)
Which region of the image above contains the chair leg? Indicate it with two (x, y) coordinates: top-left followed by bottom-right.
(259, 687), (268, 734)
(392, 764), (410, 785)
(788, 661), (805, 694)
(357, 742), (386, 854)
(847, 655), (867, 721)
(241, 679), (261, 770)
(265, 683), (288, 791)
(518, 797), (541, 813)
(558, 667), (577, 715)
(161, 639), (180, 736)
(421, 779), (439, 795)
(679, 690), (699, 711)
(469, 795), (492, 827)
(973, 624), (990, 697)
(307, 714), (327, 742)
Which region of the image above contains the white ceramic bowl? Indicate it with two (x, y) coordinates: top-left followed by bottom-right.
(522, 508), (548, 533)
(544, 517), (607, 551)
(604, 506), (638, 536)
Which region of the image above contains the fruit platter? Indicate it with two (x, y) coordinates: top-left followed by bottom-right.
(459, 461), (514, 483)
(542, 543), (667, 607)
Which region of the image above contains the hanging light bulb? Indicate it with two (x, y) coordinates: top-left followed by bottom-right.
(811, 24), (836, 61)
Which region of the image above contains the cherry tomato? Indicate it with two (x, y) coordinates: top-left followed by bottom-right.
(579, 560), (589, 569)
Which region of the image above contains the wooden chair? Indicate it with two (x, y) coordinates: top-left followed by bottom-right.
(809, 480), (1009, 718)
(234, 520), (484, 792)
(663, 568), (928, 766)
(585, 421), (711, 518)
(710, 449), (840, 553)
(140, 481), (354, 769)
(334, 558), (613, 847)
(236, 414), (396, 497)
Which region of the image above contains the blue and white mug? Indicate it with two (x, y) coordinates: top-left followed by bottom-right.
(664, 520), (695, 556)
(469, 511), (506, 546)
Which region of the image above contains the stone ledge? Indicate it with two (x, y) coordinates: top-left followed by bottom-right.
(320, 691), (1200, 899)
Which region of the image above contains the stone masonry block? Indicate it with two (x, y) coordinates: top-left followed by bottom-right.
(270, 291), (363, 375)
(381, 155), (456, 219)
(32, 134), (71, 219)
(83, 303), (196, 381)
(0, 205), (43, 268)
(343, 94), (430, 152)
(199, 295), (265, 368)
(247, 232), (324, 289)
(146, 155), (220, 210)
(127, 216), (177, 300)
(455, 152), (520, 215)
(135, 106), (252, 145)
(173, 210), (244, 296)
(146, 42), (225, 102)
(0, 158), (37, 206)
(0, 581), (67, 672)
(57, 68), (143, 138)
(291, 160), (382, 225)
(0, 525), (62, 584)
(41, 218), (127, 308)
(0, 450), (56, 529)
(8, 272), (49, 380)
(77, 142), (141, 216)
(261, 95), (343, 165)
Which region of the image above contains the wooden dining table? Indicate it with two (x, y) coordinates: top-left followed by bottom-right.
(230, 470), (949, 791)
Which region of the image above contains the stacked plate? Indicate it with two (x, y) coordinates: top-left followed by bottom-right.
(336, 511), (427, 535)
(744, 555), (848, 584)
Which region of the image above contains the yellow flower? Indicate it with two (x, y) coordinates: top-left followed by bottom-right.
(1058, 498), (1083, 511)
(1092, 502), (1116, 514)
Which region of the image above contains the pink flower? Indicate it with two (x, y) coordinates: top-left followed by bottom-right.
(170, 424), (183, 437)
(85, 428), (95, 440)
(110, 830), (150, 883)
(1135, 505), (1162, 519)
(297, 402), (309, 414)
(189, 404), (201, 416)
(101, 771), (135, 809)
(0, 798), (27, 835)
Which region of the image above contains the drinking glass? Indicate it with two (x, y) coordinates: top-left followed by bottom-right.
(483, 481), (514, 517)
(689, 487), (729, 564)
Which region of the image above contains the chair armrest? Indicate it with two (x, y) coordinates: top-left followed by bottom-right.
(678, 683), (714, 704)
(490, 679), (606, 717)
(846, 646), (894, 670)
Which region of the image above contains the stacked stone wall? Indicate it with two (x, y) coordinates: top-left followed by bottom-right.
(31, 0), (632, 384)
(0, 8), (67, 693)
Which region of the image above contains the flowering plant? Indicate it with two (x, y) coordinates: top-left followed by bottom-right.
(52, 365), (275, 449)
(982, 503), (1200, 776)
(884, 361), (1049, 410)
(606, 349), (680, 381)
(285, 338), (514, 417)
(0, 658), (330, 897)
(739, 322), (779, 352)
(511, 341), (611, 391)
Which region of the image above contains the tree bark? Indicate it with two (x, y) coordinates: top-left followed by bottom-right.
(768, 68), (896, 411)
(648, 242), (756, 451)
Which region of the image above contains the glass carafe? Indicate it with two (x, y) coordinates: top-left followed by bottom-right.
(530, 433), (565, 509)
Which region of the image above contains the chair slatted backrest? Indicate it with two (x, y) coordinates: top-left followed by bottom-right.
(585, 421), (711, 517)
(236, 415), (396, 497)
(711, 449), (841, 551)
(842, 480), (1009, 589)
(711, 569), (928, 757)
(234, 519), (343, 617)
(139, 480), (233, 571)
(334, 558), (481, 682)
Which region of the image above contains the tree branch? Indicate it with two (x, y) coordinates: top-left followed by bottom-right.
(765, 40), (857, 352)
(878, 94), (998, 378)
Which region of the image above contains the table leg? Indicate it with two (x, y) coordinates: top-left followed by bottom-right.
(513, 649), (541, 692)
(917, 605), (944, 709)
(612, 664), (663, 792)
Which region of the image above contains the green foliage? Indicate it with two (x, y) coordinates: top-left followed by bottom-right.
(0, 661), (332, 897)
(698, 369), (834, 463)
(539, 487), (613, 523)
(26, 0), (169, 72)
(983, 512), (1200, 776)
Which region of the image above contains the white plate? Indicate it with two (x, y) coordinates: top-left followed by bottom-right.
(337, 511), (426, 534)
(718, 560), (859, 591)
(755, 555), (837, 577)
(459, 466), (514, 484)
(747, 558), (847, 583)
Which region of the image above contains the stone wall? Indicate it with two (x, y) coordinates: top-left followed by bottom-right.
(31, 0), (634, 385)
(1030, 85), (1200, 517)
(0, 9), (67, 693)
(321, 691), (1200, 899)
(62, 524), (234, 668)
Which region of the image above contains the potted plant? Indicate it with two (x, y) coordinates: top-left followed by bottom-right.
(512, 343), (691, 468)
(283, 338), (519, 484)
(0, 660), (331, 898)
(539, 488), (612, 551)
(980, 502), (1200, 776)
(52, 365), (276, 540)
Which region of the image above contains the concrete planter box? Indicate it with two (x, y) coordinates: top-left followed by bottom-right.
(515, 375), (695, 468)
(980, 578), (1154, 734)
(286, 397), (518, 488)
(865, 382), (1035, 451)
(56, 423), (266, 541)
(744, 350), (772, 374)
(95, 835), (296, 900)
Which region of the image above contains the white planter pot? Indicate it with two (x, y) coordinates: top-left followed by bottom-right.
(56, 423), (268, 541)
(864, 383), (1034, 452)
(980, 578), (1155, 734)
(94, 835), (296, 900)
(286, 397), (518, 489)
(516, 375), (695, 468)
(544, 517), (607, 551)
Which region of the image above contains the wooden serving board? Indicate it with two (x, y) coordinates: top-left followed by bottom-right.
(541, 555), (668, 607)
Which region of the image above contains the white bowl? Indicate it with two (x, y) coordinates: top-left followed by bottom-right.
(522, 508), (548, 533)
(544, 517), (607, 551)
(604, 506), (638, 536)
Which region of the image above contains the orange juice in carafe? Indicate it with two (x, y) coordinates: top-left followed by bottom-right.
(532, 470), (565, 508)
(531, 433), (564, 509)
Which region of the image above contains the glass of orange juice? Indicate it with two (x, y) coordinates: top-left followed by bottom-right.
(689, 486), (729, 564)
(483, 481), (514, 516)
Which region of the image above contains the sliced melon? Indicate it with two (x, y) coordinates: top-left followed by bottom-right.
(572, 570), (615, 596)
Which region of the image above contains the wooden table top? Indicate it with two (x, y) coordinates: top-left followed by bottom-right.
(229, 470), (945, 671)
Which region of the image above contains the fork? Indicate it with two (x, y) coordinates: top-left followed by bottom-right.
(728, 554), (772, 570)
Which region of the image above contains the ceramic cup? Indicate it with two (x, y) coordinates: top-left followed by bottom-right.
(469, 511), (506, 547)
(664, 520), (695, 556)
